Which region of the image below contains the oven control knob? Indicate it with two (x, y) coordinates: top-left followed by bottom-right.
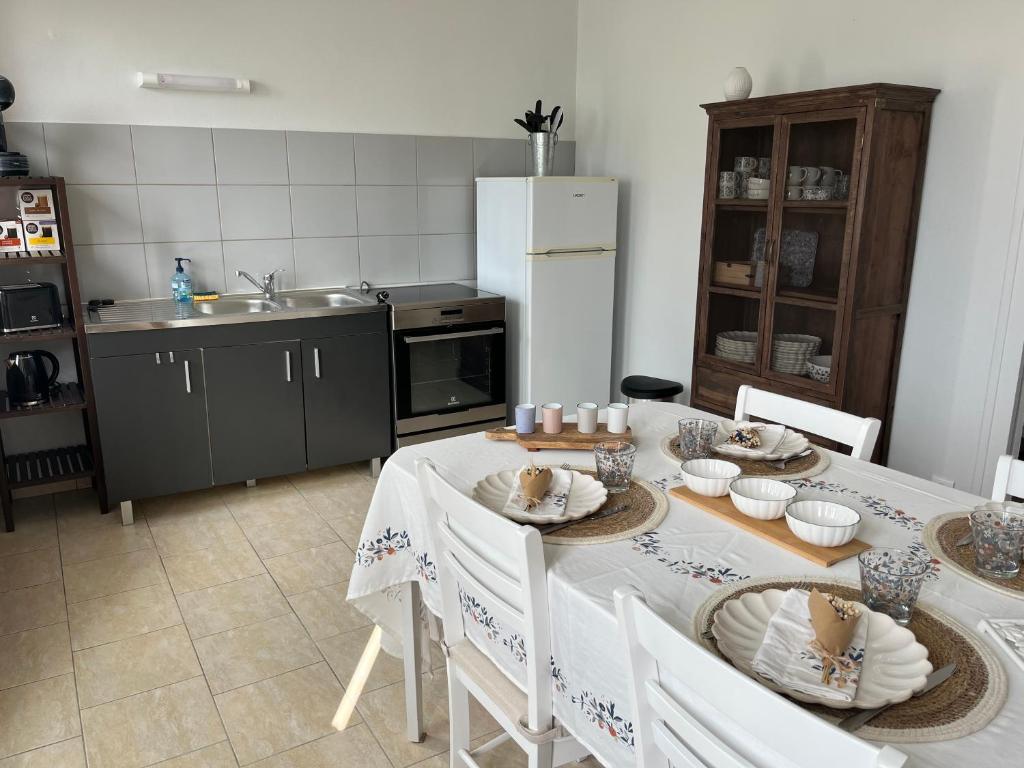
(375, 290), (390, 304)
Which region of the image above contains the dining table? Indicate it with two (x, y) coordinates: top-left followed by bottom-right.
(345, 401), (1023, 767)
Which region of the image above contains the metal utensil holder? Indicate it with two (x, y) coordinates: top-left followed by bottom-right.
(529, 132), (557, 176)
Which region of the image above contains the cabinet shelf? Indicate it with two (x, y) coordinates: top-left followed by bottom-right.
(0, 325), (77, 344)
(715, 199), (768, 212)
(775, 288), (839, 309)
(782, 200), (849, 213)
(6, 445), (93, 489)
(0, 251), (67, 266)
(708, 283), (761, 299)
(0, 383), (87, 419)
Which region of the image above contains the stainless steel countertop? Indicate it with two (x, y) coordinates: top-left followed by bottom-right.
(84, 288), (387, 333)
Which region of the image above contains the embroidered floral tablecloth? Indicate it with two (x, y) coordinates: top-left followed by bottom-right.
(347, 402), (1022, 767)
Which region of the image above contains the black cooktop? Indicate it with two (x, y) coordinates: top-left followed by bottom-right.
(372, 283), (502, 308)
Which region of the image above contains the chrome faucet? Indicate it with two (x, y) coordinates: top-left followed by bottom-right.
(236, 268), (285, 300)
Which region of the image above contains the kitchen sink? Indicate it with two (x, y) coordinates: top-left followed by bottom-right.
(194, 298), (279, 315)
(278, 292), (366, 309)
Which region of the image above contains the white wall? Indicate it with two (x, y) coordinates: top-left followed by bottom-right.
(575, 0), (1024, 493)
(4, 0), (578, 139)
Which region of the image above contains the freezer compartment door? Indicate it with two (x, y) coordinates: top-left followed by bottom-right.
(525, 250), (615, 409)
(526, 177), (618, 254)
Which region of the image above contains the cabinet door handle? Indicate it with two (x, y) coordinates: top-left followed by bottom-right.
(184, 360), (192, 393)
(314, 347), (321, 379)
(155, 352), (161, 365)
(285, 350), (292, 382)
(168, 351), (175, 363)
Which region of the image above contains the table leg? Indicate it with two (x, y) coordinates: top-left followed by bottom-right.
(401, 580), (425, 742)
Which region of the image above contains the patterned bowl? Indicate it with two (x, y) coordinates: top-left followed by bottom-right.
(806, 355), (832, 383)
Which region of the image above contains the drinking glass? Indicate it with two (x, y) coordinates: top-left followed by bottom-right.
(678, 418), (718, 461)
(594, 441), (636, 493)
(858, 548), (930, 626)
(970, 505), (1024, 579)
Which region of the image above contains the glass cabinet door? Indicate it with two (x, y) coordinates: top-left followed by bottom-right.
(699, 119), (777, 374)
(761, 109), (864, 391)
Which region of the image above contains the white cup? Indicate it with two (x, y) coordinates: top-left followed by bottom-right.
(577, 402), (599, 434)
(785, 185), (803, 200)
(606, 402), (629, 434)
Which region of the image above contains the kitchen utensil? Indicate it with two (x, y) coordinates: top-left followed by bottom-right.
(541, 402), (563, 434)
(678, 418), (718, 460)
(858, 548), (931, 625)
(680, 458), (741, 497)
(806, 355), (832, 383)
(594, 440), (636, 493)
(970, 504), (1024, 578)
(577, 402), (598, 434)
(5, 349), (60, 406)
(539, 502), (627, 535)
(606, 402), (629, 434)
(0, 282), (62, 332)
(711, 588), (933, 708)
(515, 403), (536, 434)
(837, 663), (956, 732)
(728, 478), (797, 520)
(549, 106), (562, 138)
(473, 468), (607, 524)
(786, 500), (861, 547)
(769, 448), (814, 470)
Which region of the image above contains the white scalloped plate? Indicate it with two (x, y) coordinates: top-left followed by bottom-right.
(711, 589), (932, 709)
(712, 420), (810, 461)
(473, 470), (608, 524)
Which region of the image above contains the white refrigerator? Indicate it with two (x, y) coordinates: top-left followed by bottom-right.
(476, 177), (618, 418)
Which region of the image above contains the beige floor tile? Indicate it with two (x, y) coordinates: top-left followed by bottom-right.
(54, 491), (128, 535)
(151, 515), (248, 557)
(244, 515), (339, 560)
(194, 613), (322, 694)
(59, 521), (154, 566)
(162, 539), (265, 594)
(0, 580), (66, 636)
(0, 673), (80, 759)
(288, 581), (370, 640)
(0, 622), (72, 691)
(73, 625), (202, 708)
(217, 477), (297, 503)
(177, 573), (291, 639)
(140, 488), (231, 528)
(318, 626), (443, 693)
(68, 582), (182, 650)
(250, 724), (391, 767)
(214, 662), (348, 766)
(226, 491), (316, 532)
(0, 502), (57, 559)
(0, 547), (60, 593)
(263, 541), (354, 596)
(301, 484), (373, 524)
(63, 548), (166, 604)
(0, 736), (86, 767)
(357, 668), (497, 767)
(81, 676), (225, 768)
(287, 465), (365, 495)
(150, 741), (238, 767)
(319, 506), (368, 549)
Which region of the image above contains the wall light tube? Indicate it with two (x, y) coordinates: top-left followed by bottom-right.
(137, 72), (252, 93)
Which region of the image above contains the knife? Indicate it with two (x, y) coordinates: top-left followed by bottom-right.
(836, 662), (956, 732)
(539, 503), (627, 535)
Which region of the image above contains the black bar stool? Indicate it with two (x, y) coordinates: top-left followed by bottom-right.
(620, 375), (684, 404)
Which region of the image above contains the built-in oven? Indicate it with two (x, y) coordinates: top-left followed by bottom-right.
(391, 297), (507, 446)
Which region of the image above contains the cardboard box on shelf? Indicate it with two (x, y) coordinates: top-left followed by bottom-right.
(0, 220), (25, 252)
(23, 220), (61, 251)
(17, 189), (56, 220)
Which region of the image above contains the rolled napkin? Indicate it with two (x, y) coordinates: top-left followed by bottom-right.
(751, 588), (868, 703)
(503, 464), (572, 518)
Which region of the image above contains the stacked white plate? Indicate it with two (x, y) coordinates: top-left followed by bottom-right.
(716, 331), (757, 364)
(771, 334), (820, 374)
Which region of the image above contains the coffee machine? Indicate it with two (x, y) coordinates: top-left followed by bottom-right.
(0, 76), (28, 177)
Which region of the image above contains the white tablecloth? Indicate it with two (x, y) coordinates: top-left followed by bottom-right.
(347, 402), (1023, 767)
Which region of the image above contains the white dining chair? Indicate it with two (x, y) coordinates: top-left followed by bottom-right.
(733, 385), (881, 461)
(614, 586), (908, 768)
(416, 458), (589, 768)
(991, 454), (1024, 500)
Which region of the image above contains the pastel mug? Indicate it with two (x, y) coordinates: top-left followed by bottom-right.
(606, 402), (629, 434)
(734, 156), (758, 173)
(802, 167), (822, 185)
(785, 185), (803, 200)
(787, 166), (807, 185)
(515, 403), (536, 434)
(577, 402), (599, 434)
(541, 402), (563, 434)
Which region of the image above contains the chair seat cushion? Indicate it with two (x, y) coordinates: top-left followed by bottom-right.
(621, 374), (684, 399)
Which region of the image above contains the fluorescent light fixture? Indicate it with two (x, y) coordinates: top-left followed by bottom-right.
(137, 72), (251, 93)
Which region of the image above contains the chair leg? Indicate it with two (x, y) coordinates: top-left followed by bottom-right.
(528, 741), (554, 768)
(448, 666), (471, 768)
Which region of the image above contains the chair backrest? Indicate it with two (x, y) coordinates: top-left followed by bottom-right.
(614, 586), (907, 768)
(734, 385), (881, 461)
(416, 458), (553, 732)
(991, 454), (1024, 500)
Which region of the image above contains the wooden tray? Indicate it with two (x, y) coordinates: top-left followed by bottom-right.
(485, 424), (633, 452)
(670, 486), (870, 567)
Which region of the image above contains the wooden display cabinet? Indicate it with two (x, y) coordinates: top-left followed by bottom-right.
(691, 84), (938, 462)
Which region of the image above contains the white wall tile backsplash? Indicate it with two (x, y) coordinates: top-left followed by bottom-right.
(9, 122), (575, 300)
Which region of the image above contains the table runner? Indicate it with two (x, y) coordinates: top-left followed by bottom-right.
(347, 402), (1023, 767)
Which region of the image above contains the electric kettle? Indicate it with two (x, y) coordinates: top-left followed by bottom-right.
(6, 349), (59, 406)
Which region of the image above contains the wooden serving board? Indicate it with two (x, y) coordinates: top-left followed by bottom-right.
(670, 486), (870, 567)
(485, 424), (633, 452)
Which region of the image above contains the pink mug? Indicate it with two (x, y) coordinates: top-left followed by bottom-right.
(542, 403), (563, 434)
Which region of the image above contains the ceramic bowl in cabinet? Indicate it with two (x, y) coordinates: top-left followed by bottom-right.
(681, 459), (741, 497)
(728, 478), (797, 520)
(806, 355), (832, 383)
(785, 500), (861, 547)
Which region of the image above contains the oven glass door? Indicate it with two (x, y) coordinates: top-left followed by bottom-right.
(394, 321), (505, 421)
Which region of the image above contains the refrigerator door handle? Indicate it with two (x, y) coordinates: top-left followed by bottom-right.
(527, 249), (614, 261)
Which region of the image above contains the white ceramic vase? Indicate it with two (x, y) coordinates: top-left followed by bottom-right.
(723, 67), (753, 101)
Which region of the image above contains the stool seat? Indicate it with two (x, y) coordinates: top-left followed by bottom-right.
(621, 375), (684, 400)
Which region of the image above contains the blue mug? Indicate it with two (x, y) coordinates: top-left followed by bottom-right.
(515, 404), (537, 434)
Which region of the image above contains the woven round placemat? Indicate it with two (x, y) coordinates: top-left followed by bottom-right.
(692, 576), (1007, 743)
(541, 468), (668, 546)
(659, 434), (831, 480)
(922, 512), (1024, 600)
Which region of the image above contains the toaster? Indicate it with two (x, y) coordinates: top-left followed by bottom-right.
(0, 283), (62, 333)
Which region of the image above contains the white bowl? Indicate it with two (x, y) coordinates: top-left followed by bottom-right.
(728, 478), (797, 520)
(785, 500), (861, 547)
(806, 355), (832, 383)
(681, 459), (741, 497)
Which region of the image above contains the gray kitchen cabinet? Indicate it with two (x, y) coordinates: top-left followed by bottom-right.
(302, 332), (391, 469)
(203, 340), (307, 485)
(91, 350), (211, 503)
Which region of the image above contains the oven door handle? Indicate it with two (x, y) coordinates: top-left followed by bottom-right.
(403, 327), (505, 344)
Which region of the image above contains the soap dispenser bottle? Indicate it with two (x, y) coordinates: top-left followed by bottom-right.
(171, 257), (193, 302)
